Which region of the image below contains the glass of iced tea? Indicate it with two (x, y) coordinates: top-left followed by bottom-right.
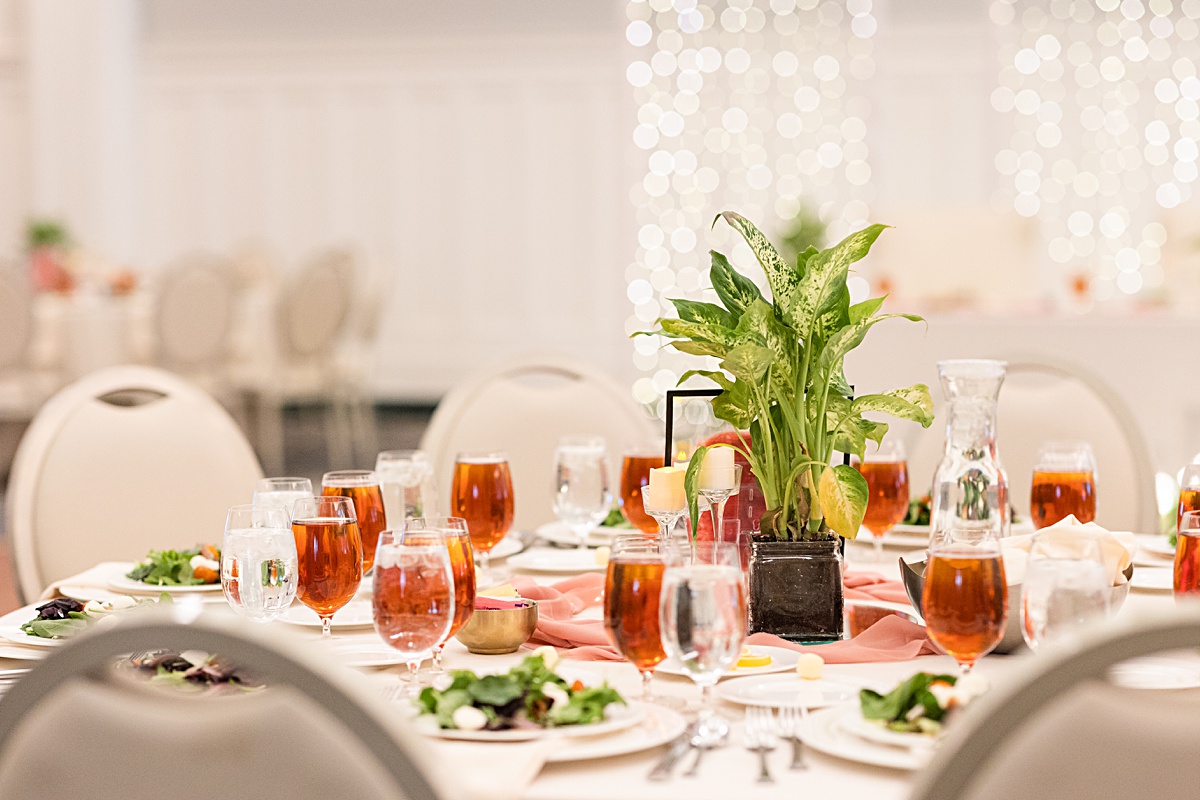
(1178, 465), (1200, 533)
(290, 495), (363, 638)
(604, 536), (679, 708)
(451, 452), (514, 573)
(399, 517), (476, 675)
(620, 449), (665, 535)
(322, 470), (387, 574)
(373, 533), (455, 694)
(855, 440), (910, 560)
(922, 526), (1008, 674)
(1175, 511), (1200, 600)
(1030, 442), (1097, 528)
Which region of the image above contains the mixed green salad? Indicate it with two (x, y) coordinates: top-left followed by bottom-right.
(20, 595), (168, 640)
(129, 650), (262, 693)
(417, 653), (624, 732)
(603, 508), (635, 529)
(860, 672), (988, 736)
(126, 545), (221, 586)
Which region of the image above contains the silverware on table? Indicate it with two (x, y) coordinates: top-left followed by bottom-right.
(647, 724), (697, 782)
(778, 705), (808, 770)
(744, 706), (778, 783)
(683, 716), (729, 778)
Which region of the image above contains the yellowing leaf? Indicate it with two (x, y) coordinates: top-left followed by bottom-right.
(818, 465), (868, 539)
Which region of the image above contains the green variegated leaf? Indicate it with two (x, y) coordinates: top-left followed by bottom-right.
(833, 416), (888, 458)
(669, 298), (736, 332)
(814, 312), (925, 391)
(788, 225), (888, 338)
(849, 295), (886, 324)
(796, 245), (819, 276)
(659, 317), (735, 359)
(669, 339), (727, 358)
(734, 299), (797, 387)
(721, 342), (774, 384)
(709, 250), (764, 319)
(713, 380), (753, 429)
(718, 212), (799, 315)
(820, 392), (852, 429)
(818, 464), (868, 539)
(851, 384), (935, 427)
(685, 446), (708, 543)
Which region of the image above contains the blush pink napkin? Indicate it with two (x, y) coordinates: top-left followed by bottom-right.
(515, 570), (937, 663)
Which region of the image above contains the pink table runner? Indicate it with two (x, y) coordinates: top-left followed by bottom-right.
(514, 570), (937, 663)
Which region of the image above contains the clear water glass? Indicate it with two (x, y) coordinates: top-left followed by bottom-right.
(376, 450), (436, 530)
(552, 436), (612, 548)
(252, 477), (313, 520)
(1021, 532), (1109, 651)
(222, 504), (299, 623)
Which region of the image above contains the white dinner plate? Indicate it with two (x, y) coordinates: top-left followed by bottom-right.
(1132, 567), (1174, 592)
(1135, 533), (1176, 559)
(1109, 657), (1200, 690)
(279, 600), (375, 630)
(0, 644), (48, 661)
(656, 646), (800, 680)
(839, 709), (940, 750)
(716, 672), (867, 709)
(885, 521), (1035, 545)
(799, 706), (930, 771)
(547, 703), (687, 762)
(426, 702), (646, 742)
(317, 637), (415, 668)
(0, 604), (78, 648)
(508, 549), (607, 574)
(105, 562), (222, 595)
(536, 522), (628, 548)
(487, 534), (527, 560)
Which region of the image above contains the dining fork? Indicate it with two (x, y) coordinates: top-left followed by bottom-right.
(777, 705), (808, 770)
(744, 707), (778, 783)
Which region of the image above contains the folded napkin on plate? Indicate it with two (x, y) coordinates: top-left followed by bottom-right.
(1001, 515), (1135, 587)
(515, 570), (933, 663)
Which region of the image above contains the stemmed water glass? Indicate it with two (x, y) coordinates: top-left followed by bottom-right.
(372, 532), (456, 696)
(222, 504), (298, 622)
(922, 526), (1008, 675)
(1021, 531), (1109, 650)
(855, 440), (909, 561)
(659, 541), (747, 749)
(552, 436), (612, 549)
(399, 517), (476, 676)
(619, 447), (666, 534)
(252, 477), (313, 520)
(1030, 441), (1097, 528)
(290, 495), (363, 638)
(1175, 510), (1200, 600)
(375, 450), (436, 531)
(322, 470), (387, 574)
(451, 451), (514, 576)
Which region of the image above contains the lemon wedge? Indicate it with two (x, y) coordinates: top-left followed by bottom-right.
(736, 650), (773, 669)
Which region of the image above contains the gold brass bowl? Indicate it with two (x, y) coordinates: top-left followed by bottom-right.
(454, 601), (539, 655)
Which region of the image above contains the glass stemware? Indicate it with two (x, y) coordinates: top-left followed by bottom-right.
(375, 450), (436, 531)
(922, 526), (1008, 674)
(451, 451), (514, 575)
(290, 495), (363, 638)
(372, 534), (455, 696)
(659, 545), (747, 745)
(619, 448), (666, 535)
(698, 461), (741, 564)
(1021, 531), (1109, 650)
(1178, 465), (1200, 533)
(322, 470), (387, 574)
(399, 517), (476, 676)
(252, 477), (313, 520)
(552, 436), (612, 549)
(1175, 510), (1200, 600)
(855, 440), (909, 561)
(1030, 441), (1097, 528)
(222, 504), (298, 623)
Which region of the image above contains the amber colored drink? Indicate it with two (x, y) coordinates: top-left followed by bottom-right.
(451, 458), (514, 554)
(1030, 470), (1096, 528)
(857, 460), (909, 536)
(373, 555), (455, 653)
(1175, 532), (1200, 597)
(323, 483), (386, 572)
(1178, 489), (1200, 532)
(291, 518), (363, 618)
(922, 549), (1008, 668)
(620, 454), (665, 534)
(405, 532), (476, 638)
(604, 556), (667, 670)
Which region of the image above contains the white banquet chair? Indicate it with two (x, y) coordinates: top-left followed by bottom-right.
(5, 365), (263, 601)
(152, 252), (238, 396)
(0, 265), (59, 424)
(419, 355), (657, 532)
(905, 358), (1155, 533)
(0, 609), (442, 800)
(909, 605), (1200, 800)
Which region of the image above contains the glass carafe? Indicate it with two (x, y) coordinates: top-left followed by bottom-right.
(929, 360), (1010, 539)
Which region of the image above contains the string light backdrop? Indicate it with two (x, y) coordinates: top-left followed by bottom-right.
(624, 0), (877, 416)
(992, 0), (1200, 305)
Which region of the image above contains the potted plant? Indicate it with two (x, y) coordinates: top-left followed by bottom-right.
(640, 211), (935, 642)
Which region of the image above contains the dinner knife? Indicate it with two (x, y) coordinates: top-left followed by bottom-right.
(647, 729), (695, 781)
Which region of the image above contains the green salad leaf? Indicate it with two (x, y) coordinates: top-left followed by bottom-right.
(126, 549), (204, 586)
(20, 612), (91, 640)
(602, 507), (635, 529)
(860, 672), (958, 734)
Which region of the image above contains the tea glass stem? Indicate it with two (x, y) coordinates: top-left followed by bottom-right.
(403, 658), (423, 697)
(430, 642), (447, 675)
(873, 532), (884, 561)
(320, 616), (333, 639)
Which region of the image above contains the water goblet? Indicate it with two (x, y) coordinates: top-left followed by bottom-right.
(451, 451), (514, 576)
(222, 504), (298, 623)
(855, 440), (909, 561)
(375, 450), (436, 530)
(1175, 510), (1200, 600)
(619, 447), (666, 534)
(400, 517), (476, 676)
(1021, 531), (1109, 650)
(1030, 441), (1097, 528)
(922, 525), (1008, 675)
(322, 470), (387, 573)
(252, 477), (313, 520)
(552, 436), (612, 549)
(291, 495), (363, 639)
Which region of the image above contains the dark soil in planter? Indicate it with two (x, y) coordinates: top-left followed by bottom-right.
(748, 537), (844, 643)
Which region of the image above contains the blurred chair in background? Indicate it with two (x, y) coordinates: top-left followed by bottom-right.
(0, 610), (442, 800)
(6, 365), (262, 601)
(419, 355), (658, 531)
(0, 265), (60, 481)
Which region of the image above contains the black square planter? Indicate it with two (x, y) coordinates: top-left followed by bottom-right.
(747, 538), (844, 643)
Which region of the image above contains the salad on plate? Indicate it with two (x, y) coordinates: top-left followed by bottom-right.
(859, 672), (989, 736)
(20, 595), (168, 640)
(125, 545), (221, 586)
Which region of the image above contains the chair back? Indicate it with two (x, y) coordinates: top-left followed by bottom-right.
(0, 610), (441, 800)
(6, 366), (263, 600)
(276, 249), (355, 362)
(153, 254), (236, 371)
(420, 355), (657, 531)
(0, 265), (32, 372)
(909, 607), (1200, 800)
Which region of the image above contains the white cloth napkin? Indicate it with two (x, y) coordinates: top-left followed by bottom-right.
(424, 738), (566, 800)
(38, 562), (133, 602)
(1002, 515), (1135, 587)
